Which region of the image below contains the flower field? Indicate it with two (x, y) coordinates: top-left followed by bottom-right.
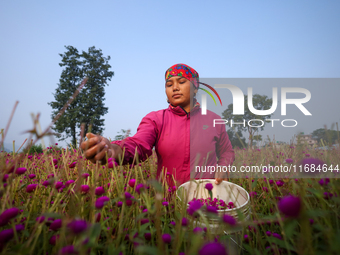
(0, 143), (340, 255)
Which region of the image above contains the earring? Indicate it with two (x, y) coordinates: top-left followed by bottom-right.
(167, 98), (170, 103)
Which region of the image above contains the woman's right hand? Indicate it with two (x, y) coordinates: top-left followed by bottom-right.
(80, 133), (114, 164)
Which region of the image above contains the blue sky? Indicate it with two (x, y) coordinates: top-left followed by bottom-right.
(1, 1), (339, 151)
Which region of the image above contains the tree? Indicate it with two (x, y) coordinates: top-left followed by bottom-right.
(311, 128), (339, 145)
(222, 94), (273, 148)
(48, 46), (114, 146)
(114, 129), (131, 141)
(226, 129), (247, 149)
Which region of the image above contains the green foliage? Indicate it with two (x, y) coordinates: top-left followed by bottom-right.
(222, 94), (273, 148)
(114, 129), (131, 140)
(227, 129), (247, 149)
(48, 46), (114, 146)
(311, 127), (340, 145)
(22, 144), (43, 155)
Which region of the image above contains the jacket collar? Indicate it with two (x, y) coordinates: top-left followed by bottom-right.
(168, 100), (201, 117)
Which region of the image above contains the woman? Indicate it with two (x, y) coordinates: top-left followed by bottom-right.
(81, 63), (235, 186)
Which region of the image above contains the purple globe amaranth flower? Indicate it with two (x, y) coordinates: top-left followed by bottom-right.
(95, 186), (105, 196)
(144, 232), (152, 241)
(206, 206), (218, 214)
(193, 227), (203, 234)
(128, 179), (136, 188)
(26, 184), (38, 193)
(0, 208), (19, 227)
(36, 216), (45, 223)
(162, 233), (171, 243)
(108, 159), (118, 168)
(273, 233), (282, 240)
(263, 187), (269, 192)
(117, 201), (123, 207)
(67, 220), (88, 234)
(135, 183), (145, 194)
(2, 174), (9, 182)
(124, 192), (132, 199)
(162, 201), (169, 207)
(285, 158), (293, 164)
(276, 180), (284, 187)
(266, 231), (272, 236)
(50, 219), (62, 231)
(0, 224), (25, 243)
(15, 167), (27, 175)
(199, 242), (227, 255)
(65, 180), (75, 186)
(49, 234), (59, 245)
(187, 200), (202, 215)
(126, 199), (133, 206)
(53, 159), (58, 165)
(59, 245), (78, 255)
(205, 183), (213, 191)
(68, 162), (77, 168)
(301, 158), (324, 168)
(81, 185), (90, 193)
(278, 195), (301, 218)
(249, 191), (257, 197)
(81, 173), (90, 179)
(222, 214), (236, 226)
(55, 182), (63, 190)
(140, 218), (149, 225)
(28, 174), (36, 179)
(182, 217), (189, 227)
(95, 196), (110, 209)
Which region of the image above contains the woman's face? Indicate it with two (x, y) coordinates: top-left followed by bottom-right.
(165, 76), (198, 112)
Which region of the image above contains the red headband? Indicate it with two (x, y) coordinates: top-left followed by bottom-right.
(165, 63), (199, 88)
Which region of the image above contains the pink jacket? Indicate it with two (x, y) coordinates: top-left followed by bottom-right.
(112, 104), (235, 186)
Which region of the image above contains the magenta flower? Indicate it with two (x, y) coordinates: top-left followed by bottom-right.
(170, 221), (176, 226)
(144, 232), (152, 241)
(206, 206), (218, 214)
(162, 201), (169, 207)
(36, 216), (45, 223)
(81, 185), (90, 193)
(193, 227), (203, 234)
(199, 242), (227, 255)
(50, 219), (62, 231)
(2, 174), (9, 182)
(278, 195), (301, 218)
(136, 183), (145, 194)
(128, 179), (136, 188)
(273, 233), (282, 240)
(0, 208), (19, 227)
(285, 158), (293, 163)
(59, 245), (77, 255)
(124, 192), (132, 199)
(28, 174), (36, 179)
(205, 183), (213, 191)
(117, 201), (123, 207)
(276, 180), (284, 187)
(67, 220), (88, 234)
(65, 180), (75, 186)
(26, 184), (38, 193)
(301, 158), (324, 169)
(187, 200), (202, 215)
(95, 196), (110, 209)
(81, 173), (90, 179)
(68, 162), (77, 168)
(53, 159), (58, 165)
(55, 182), (63, 190)
(140, 219), (149, 225)
(108, 159), (118, 168)
(222, 214), (236, 226)
(266, 231), (272, 236)
(15, 167), (27, 175)
(0, 224), (24, 243)
(95, 186), (105, 196)
(181, 217), (188, 227)
(263, 187), (269, 192)
(162, 233), (171, 243)
(249, 191), (257, 197)
(305, 153), (310, 157)
(126, 199), (133, 206)
(49, 235), (59, 245)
